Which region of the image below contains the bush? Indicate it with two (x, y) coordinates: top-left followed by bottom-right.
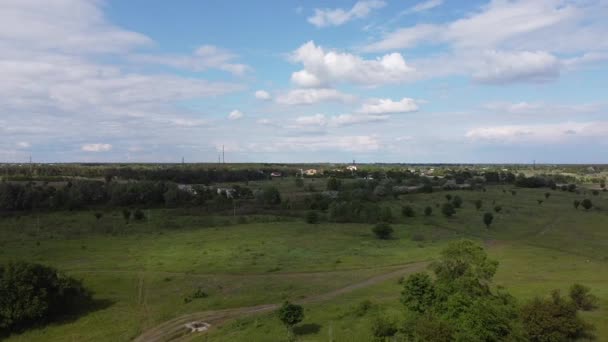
(133, 208), (145, 221)
(452, 195), (463, 208)
(94, 212), (103, 220)
(294, 178), (304, 188)
(573, 200), (581, 209)
(441, 203), (455, 217)
(380, 207), (394, 223)
(122, 209), (131, 223)
(0, 262), (92, 333)
(305, 211), (319, 224)
(483, 212), (494, 228)
(474, 199), (482, 210)
(424, 206), (433, 216)
(545, 192), (551, 199)
(402, 205), (415, 217)
(370, 315), (398, 341)
(372, 223), (393, 240)
(581, 199), (593, 210)
(494, 205), (502, 213)
(569, 284), (599, 311)
(353, 300), (374, 317)
(326, 177), (341, 191)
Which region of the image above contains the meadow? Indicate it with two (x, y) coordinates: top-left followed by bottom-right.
(0, 183), (607, 341)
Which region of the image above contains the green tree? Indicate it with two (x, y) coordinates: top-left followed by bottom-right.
(483, 212), (494, 228)
(441, 203), (455, 217)
(581, 198), (593, 210)
(0, 262), (92, 333)
(133, 208), (145, 221)
(544, 192), (551, 199)
(402, 205), (415, 217)
(380, 207), (393, 223)
(257, 186), (282, 205)
(277, 301), (304, 340)
(445, 194), (452, 201)
(424, 206), (433, 216)
(122, 209), (131, 223)
(294, 177), (304, 188)
(370, 314), (397, 341)
(600, 180), (606, 189)
(573, 200), (581, 209)
(401, 273), (436, 313)
(372, 223), (393, 240)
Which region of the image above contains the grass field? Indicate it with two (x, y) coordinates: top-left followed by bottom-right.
(1, 185), (607, 341)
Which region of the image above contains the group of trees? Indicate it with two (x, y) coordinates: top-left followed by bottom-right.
(0, 262), (92, 335)
(0, 181), (256, 212)
(379, 240), (599, 341)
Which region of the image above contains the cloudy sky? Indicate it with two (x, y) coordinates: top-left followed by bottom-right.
(1, 0), (607, 163)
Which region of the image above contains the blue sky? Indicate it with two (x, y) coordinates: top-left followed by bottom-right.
(1, 0), (607, 163)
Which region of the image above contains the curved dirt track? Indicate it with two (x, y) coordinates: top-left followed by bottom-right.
(133, 261), (429, 342)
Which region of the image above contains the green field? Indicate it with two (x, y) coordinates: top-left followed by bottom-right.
(1, 185), (607, 341)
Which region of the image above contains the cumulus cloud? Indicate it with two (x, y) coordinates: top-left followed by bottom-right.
(359, 97), (419, 114)
(308, 0), (385, 28)
(129, 45), (251, 75)
(228, 110), (244, 120)
(254, 90), (272, 100)
(276, 88), (356, 105)
(81, 143), (112, 152)
(290, 41), (415, 87)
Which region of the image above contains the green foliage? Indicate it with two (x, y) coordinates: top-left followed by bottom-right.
(305, 211), (319, 224)
(294, 178), (304, 188)
(581, 198), (593, 210)
(445, 194), (452, 201)
(569, 283), (599, 311)
(121, 209), (131, 223)
(401, 273), (435, 313)
(452, 195), (463, 208)
(277, 301), (304, 330)
(441, 203), (455, 217)
(353, 299), (373, 317)
(370, 314), (397, 341)
(573, 200), (581, 209)
(257, 186), (282, 205)
(94, 212), (103, 220)
(494, 205), (502, 213)
(401, 205), (415, 217)
(133, 208), (145, 221)
(424, 206), (433, 216)
(380, 207), (394, 223)
(537, 199), (544, 205)
(326, 177), (342, 191)
(544, 192), (551, 199)
(521, 290), (595, 342)
(483, 212), (494, 228)
(372, 223), (393, 240)
(0, 262), (92, 333)
(474, 199), (483, 210)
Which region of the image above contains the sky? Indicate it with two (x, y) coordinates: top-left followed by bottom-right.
(1, 0), (607, 164)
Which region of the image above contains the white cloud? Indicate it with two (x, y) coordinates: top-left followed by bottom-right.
(294, 113), (388, 128)
(276, 88), (356, 105)
(466, 121), (608, 144)
(82, 143), (112, 152)
(16, 141), (31, 149)
(228, 110), (244, 120)
(290, 41), (415, 87)
(308, 0), (386, 28)
(473, 50), (561, 84)
(254, 90), (272, 100)
(409, 0), (443, 13)
(482, 101), (601, 116)
(129, 45), (251, 75)
(359, 97), (419, 114)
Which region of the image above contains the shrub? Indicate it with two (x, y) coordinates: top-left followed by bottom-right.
(592, 190), (599, 196)
(474, 199), (483, 210)
(445, 194), (452, 201)
(326, 177), (341, 191)
(452, 195), (463, 208)
(305, 211), (319, 224)
(372, 223), (394, 240)
(402, 205), (415, 217)
(133, 208), (145, 221)
(94, 212), (103, 220)
(537, 199), (543, 205)
(441, 203), (455, 217)
(494, 205), (502, 213)
(545, 192), (551, 199)
(294, 178), (304, 188)
(122, 209), (131, 223)
(277, 301), (304, 339)
(424, 206), (433, 216)
(353, 300), (373, 317)
(573, 200), (581, 209)
(380, 207), (394, 223)
(569, 284), (599, 311)
(581, 199), (593, 210)
(370, 315), (398, 341)
(483, 212), (494, 228)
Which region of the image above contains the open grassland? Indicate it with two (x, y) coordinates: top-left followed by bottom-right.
(0, 185), (607, 341)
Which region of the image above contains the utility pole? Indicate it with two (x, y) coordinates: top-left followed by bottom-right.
(222, 145), (225, 164)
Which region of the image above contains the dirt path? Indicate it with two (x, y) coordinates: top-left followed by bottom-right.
(133, 260), (429, 342)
